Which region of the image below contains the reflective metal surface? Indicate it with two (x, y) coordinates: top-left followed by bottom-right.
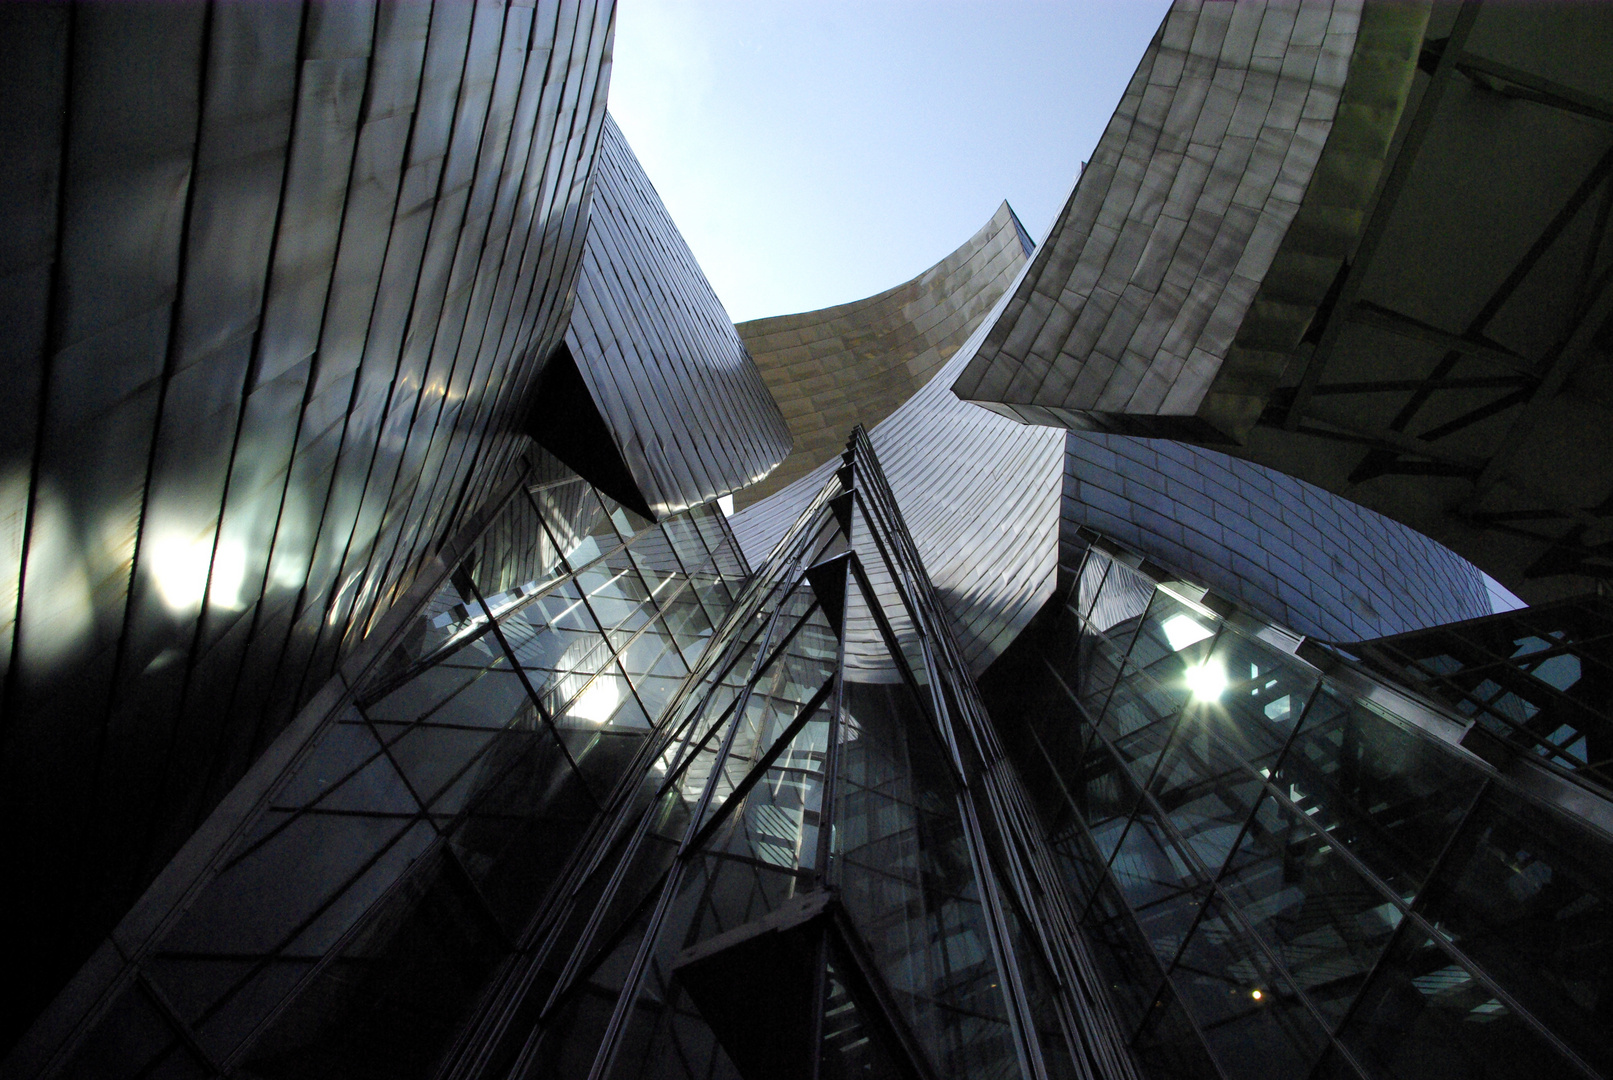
(464, 428), (1141, 1080)
(953, 0), (1613, 604)
(556, 116), (792, 520)
(0, 0), (613, 1046)
(1059, 432), (1492, 641)
(734, 202), (1032, 509)
(730, 213), (1064, 674)
(5, 443), (749, 1080)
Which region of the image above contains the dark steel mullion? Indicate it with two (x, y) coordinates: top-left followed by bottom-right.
(956, 794), (1050, 1080)
(815, 559), (850, 885)
(650, 591), (819, 798)
(134, 970), (228, 1077)
(546, 555), (715, 736)
(1387, 779), (1602, 1079)
(581, 844), (690, 1080)
(1029, 727), (1185, 1054)
(465, 576), (598, 808)
(671, 582), (799, 857)
(545, 572), (810, 1023)
(1097, 624), (1229, 880)
(178, 809), (432, 1050)
(681, 676), (836, 860)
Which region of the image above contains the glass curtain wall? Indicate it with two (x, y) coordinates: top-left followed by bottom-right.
(458, 429), (1141, 1080)
(41, 445), (749, 1080)
(1346, 595), (1613, 795)
(981, 541), (1613, 1080)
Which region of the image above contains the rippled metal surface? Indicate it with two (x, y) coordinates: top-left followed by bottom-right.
(735, 201), (1032, 508)
(0, 0), (613, 1044)
(558, 116), (792, 519)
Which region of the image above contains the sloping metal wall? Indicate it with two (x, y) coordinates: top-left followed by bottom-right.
(952, 0), (1613, 606)
(560, 116), (792, 518)
(0, 0), (613, 1045)
(951, 0), (1391, 440)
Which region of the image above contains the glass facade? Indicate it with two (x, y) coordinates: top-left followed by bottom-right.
(448, 429), (1139, 1080)
(42, 446), (750, 1080)
(981, 541), (1613, 1080)
(1348, 597), (1613, 795)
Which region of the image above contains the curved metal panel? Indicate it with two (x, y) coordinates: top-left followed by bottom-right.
(1060, 432), (1492, 642)
(736, 201), (1033, 508)
(731, 274), (1065, 674)
(557, 116), (792, 519)
(953, 0), (1387, 438)
(0, 0), (614, 1045)
(954, 0), (1613, 605)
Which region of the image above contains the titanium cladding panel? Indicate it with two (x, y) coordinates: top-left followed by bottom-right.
(730, 207), (1065, 673)
(0, 0), (613, 1046)
(561, 116), (792, 518)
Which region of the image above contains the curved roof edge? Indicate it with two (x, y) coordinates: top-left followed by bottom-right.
(733, 201), (1032, 509)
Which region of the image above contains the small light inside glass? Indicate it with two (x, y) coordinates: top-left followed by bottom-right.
(1251, 988), (1264, 1001)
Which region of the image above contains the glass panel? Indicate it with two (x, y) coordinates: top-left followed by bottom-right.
(835, 676), (1022, 1080)
(1204, 632), (1317, 769)
(1101, 665), (1180, 791)
(1219, 794), (1405, 1026)
(1148, 710), (1265, 879)
(1109, 806), (1205, 914)
(1087, 555), (1155, 640)
(1082, 871), (1167, 1037)
(1339, 923), (1583, 1080)
(695, 593), (836, 839)
(1418, 785), (1613, 1076)
(446, 723), (602, 936)
(617, 617), (691, 721)
(1073, 741), (1143, 865)
(575, 546), (655, 637)
(660, 515), (711, 576)
(238, 850), (507, 1080)
(1131, 980), (1222, 1080)
(529, 477), (608, 560)
(497, 579), (612, 719)
(361, 632), (506, 726)
(463, 486), (567, 602)
(1075, 629), (1128, 719)
(1276, 690), (1485, 901)
(1168, 895), (1330, 1080)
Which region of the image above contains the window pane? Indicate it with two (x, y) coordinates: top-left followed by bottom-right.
(1277, 690), (1484, 901)
(1418, 785), (1613, 1076)
(1339, 923), (1583, 1080)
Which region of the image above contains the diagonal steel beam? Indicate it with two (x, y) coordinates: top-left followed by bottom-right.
(1282, 2), (1483, 432)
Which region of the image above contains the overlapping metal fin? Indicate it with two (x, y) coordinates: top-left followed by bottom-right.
(736, 201), (1033, 508)
(552, 116), (793, 520)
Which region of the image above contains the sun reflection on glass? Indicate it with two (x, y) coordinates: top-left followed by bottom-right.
(1185, 661), (1226, 702)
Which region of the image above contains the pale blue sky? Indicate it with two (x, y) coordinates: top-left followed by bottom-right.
(610, 1), (1173, 323)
